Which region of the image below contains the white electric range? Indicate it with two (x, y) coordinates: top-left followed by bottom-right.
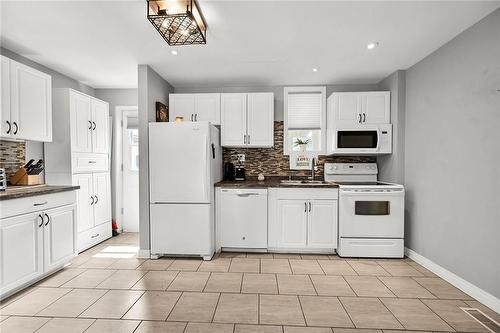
(325, 163), (405, 258)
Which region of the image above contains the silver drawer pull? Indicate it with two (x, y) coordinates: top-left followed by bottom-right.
(88, 161), (97, 164)
(237, 193), (259, 197)
(33, 201), (48, 206)
(91, 233), (100, 239)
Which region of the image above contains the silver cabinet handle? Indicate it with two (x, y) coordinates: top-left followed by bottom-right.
(34, 201), (48, 206)
(91, 233), (100, 239)
(194, 114), (197, 121)
(38, 214), (44, 227)
(358, 114), (362, 123)
(304, 202), (307, 212)
(92, 121), (96, 130)
(247, 134), (250, 144)
(237, 193), (259, 197)
(88, 120), (92, 130)
(191, 114), (194, 121)
(6, 120), (11, 134)
(363, 113), (366, 122)
(88, 161), (97, 164)
(308, 202), (311, 212)
(44, 213), (50, 226)
(94, 195), (98, 204)
(90, 196), (95, 205)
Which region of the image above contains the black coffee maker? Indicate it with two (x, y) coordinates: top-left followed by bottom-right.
(223, 162), (235, 181)
(234, 165), (246, 181)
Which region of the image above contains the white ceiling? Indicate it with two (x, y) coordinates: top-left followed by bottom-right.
(1, 1), (498, 89)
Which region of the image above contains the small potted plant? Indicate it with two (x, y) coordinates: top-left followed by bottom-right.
(294, 138), (310, 152)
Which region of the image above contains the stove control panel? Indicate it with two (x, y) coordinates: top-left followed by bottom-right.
(324, 163), (378, 175)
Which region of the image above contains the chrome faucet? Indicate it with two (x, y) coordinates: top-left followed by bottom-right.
(310, 157), (318, 181)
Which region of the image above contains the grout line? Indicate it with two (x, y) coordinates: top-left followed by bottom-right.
(337, 296), (356, 329)
(307, 274), (319, 296)
(377, 296), (406, 329)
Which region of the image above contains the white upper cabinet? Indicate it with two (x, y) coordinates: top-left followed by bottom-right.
(221, 92), (274, 148)
(169, 93), (220, 124)
(91, 99), (109, 154)
(0, 56), (52, 141)
(328, 91), (390, 126)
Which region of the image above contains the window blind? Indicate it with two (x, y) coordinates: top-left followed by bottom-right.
(287, 92), (322, 129)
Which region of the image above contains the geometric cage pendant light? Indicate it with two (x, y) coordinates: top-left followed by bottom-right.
(147, 0), (207, 46)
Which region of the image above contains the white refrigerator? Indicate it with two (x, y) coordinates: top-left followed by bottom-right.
(149, 122), (222, 260)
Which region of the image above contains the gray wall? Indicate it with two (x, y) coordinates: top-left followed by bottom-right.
(377, 70), (406, 184)
(1, 47), (95, 180)
(174, 84), (378, 121)
(95, 89), (138, 118)
(404, 9), (500, 298)
(138, 65), (174, 253)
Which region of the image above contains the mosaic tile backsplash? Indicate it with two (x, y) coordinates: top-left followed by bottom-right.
(0, 140), (26, 181)
(223, 122), (375, 179)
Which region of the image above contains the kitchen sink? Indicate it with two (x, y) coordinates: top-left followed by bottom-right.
(280, 180), (330, 186)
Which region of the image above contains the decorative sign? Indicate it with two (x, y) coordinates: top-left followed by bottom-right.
(289, 153), (318, 170)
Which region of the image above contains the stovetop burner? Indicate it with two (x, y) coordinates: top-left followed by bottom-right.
(334, 181), (387, 186)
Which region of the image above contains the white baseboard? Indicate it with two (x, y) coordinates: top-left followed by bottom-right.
(138, 249), (151, 259)
(405, 247), (500, 314)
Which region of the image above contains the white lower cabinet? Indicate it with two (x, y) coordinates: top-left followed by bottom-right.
(268, 188), (338, 252)
(0, 192), (77, 299)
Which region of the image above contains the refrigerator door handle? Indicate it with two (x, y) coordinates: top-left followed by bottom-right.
(211, 143), (216, 159)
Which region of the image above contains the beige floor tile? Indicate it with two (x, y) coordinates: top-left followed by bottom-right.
(167, 259), (202, 271)
(406, 262), (438, 277)
(300, 254), (331, 260)
(242, 273), (278, 294)
(135, 321), (186, 333)
(0, 286), (36, 310)
(259, 295), (305, 326)
(422, 299), (489, 332)
(123, 291), (181, 320)
(333, 329), (382, 333)
(344, 276), (395, 297)
(168, 292), (219, 322)
(464, 300), (500, 323)
(310, 275), (356, 296)
(198, 258), (232, 272)
(247, 253), (274, 259)
(1, 287), (71, 316)
(137, 259), (174, 270)
(37, 268), (86, 287)
(381, 330), (431, 333)
(339, 297), (403, 329)
(37, 288), (107, 317)
(347, 261), (390, 276)
(277, 274), (316, 295)
(96, 269), (146, 289)
(167, 271), (210, 292)
(285, 327), (333, 333)
(300, 295), (354, 327)
(318, 260), (358, 276)
(230, 258), (261, 273)
(414, 277), (473, 299)
(36, 318), (95, 333)
(376, 262), (424, 277)
(61, 269), (116, 288)
(289, 260), (324, 274)
(272, 253), (302, 259)
(381, 298), (453, 331)
(261, 259), (292, 274)
(0, 315), (8, 322)
(378, 277), (436, 298)
(213, 293), (259, 324)
(132, 270), (179, 290)
(204, 272), (243, 292)
(185, 322), (234, 333)
(0, 316), (49, 333)
(78, 257), (118, 269)
(79, 290), (144, 319)
(108, 258), (145, 269)
(219, 252), (247, 258)
(235, 324), (283, 333)
(85, 319), (140, 333)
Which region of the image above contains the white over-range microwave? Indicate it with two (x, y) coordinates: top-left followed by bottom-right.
(328, 124), (392, 155)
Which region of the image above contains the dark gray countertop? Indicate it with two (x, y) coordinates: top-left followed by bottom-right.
(215, 177), (339, 189)
(0, 185), (80, 201)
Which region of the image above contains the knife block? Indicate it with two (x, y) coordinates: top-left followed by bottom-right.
(9, 167), (43, 186)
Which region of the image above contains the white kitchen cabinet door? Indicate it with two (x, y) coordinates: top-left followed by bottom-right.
(10, 60), (52, 141)
(169, 94), (195, 122)
(92, 172), (111, 226)
(221, 93), (247, 146)
(332, 92), (362, 124)
(307, 200), (338, 249)
(276, 200), (308, 248)
(362, 92), (390, 124)
(0, 56), (11, 138)
(195, 93), (220, 125)
(73, 173), (94, 233)
(219, 189), (268, 249)
(43, 205), (76, 272)
(70, 91), (93, 153)
(247, 92), (274, 148)
(91, 98), (109, 154)
(0, 212), (43, 295)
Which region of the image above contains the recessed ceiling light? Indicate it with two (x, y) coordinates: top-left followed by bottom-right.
(367, 42), (379, 50)
(312, 68), (319, 72)
(171, 50), (178, 56)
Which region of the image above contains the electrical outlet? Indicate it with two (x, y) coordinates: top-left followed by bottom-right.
(237, 154), (245, 162)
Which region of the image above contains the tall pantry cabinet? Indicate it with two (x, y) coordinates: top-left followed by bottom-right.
(44, 89), (111, 252)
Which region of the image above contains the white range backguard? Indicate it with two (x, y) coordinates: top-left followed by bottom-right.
(148, 122), (222, 259)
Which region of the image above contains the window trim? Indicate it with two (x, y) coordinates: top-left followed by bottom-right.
(283, 86), (326, 155)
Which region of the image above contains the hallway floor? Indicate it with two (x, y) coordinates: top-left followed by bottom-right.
(0, 233), (498, 333)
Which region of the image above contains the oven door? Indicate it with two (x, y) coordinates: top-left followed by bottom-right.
(331, 128), (380, 155)
(339, 189), (404, 238)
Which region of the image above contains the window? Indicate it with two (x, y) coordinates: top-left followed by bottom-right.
(284, 86), (326, 154)
(126, 116), (139, 172)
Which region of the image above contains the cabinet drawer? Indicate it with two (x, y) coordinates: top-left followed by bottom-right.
(78, 222), (111, 252)
(72, 153), (109, 173)
(0, 191), (77, 219)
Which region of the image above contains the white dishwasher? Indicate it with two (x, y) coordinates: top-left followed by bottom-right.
(219, 188), (268, 249)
